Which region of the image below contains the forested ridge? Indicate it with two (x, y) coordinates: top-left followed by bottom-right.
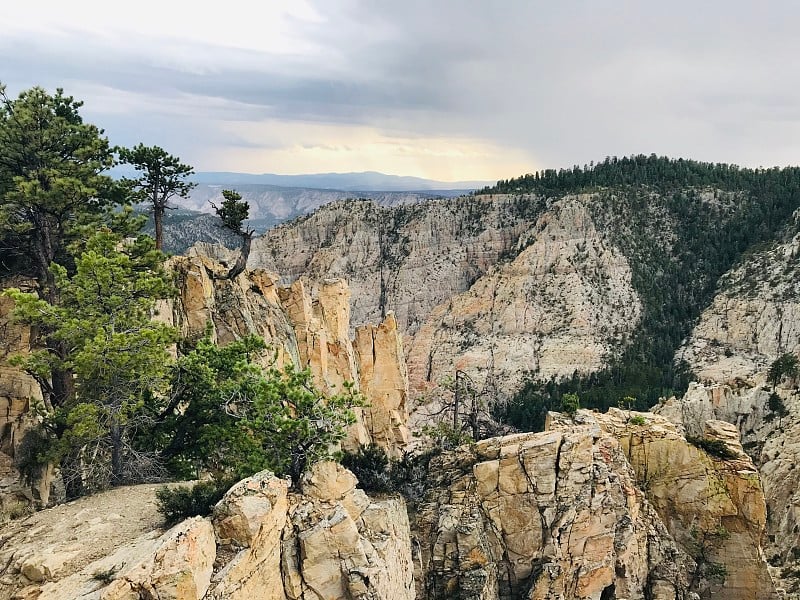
(489, 155), (800, 430)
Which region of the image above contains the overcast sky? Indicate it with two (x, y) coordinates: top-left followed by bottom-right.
(2, 1), (800, 181)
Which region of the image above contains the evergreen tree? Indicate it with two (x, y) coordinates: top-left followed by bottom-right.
(4, 225), (176, 494)
(0, 84), (119, 292)
(117, 144), (195, 251)
(0, 84), (122, 417)
(768, 353), (799, 389)
(160, 334), (363, 487)
(211, 189), (254, 279)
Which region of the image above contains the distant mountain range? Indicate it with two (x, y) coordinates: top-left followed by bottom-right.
(126, 169), (492, 253)
(144, 184), (481, 255)
(188, 171), (492, 192)
(109, 166), (493, 193)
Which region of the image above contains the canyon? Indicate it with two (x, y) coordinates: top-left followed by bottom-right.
(2, 164), (800, 598)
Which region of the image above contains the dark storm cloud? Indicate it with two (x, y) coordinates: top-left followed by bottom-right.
(4, 0), (800, 172)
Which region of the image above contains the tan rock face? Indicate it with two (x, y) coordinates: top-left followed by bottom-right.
(100, 517), (216, 600)
(593, 408), (774, 600)
(671, 212), (800, 593)
(413, 418), (690, 600)
(657, 381), (800, 594)
(209, 474), (290, 600)
(414, 411), (775, 600)
(168, 253), (410, 458)
(249, 194), (640, 409)
(212, 470), (291, 548)
(209, 463), (415, 600)
(353, 312), (411, 456)
(283, 461), (415, 600)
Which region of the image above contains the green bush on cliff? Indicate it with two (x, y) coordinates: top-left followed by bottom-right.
(158, 334), (364, 488)
(686, 436), (738, 460)
(155, 478), (235, 525)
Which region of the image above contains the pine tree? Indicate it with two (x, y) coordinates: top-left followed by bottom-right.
(117, 144), (195, 251)
(211, 189), (254, 279)
(4, 226), (176, 494)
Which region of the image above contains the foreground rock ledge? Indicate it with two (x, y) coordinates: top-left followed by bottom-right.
(0, 411), (776, 600)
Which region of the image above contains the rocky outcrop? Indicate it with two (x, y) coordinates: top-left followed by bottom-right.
(0, 483), (192, 599)
(413, 409), (774, 600)
(167, 252), (410, 457)
(353, 313), (412, 455)
(0, 414), (776, 600)
(0, 253), (412, 508)
(280, 462), (415, 600)
(670, 211), (800, 595)
(0, 464), (414, 600)
(593, 408), (774, 599)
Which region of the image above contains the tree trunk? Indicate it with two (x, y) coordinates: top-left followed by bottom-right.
(61, 450), (85, 499)
(50, 364), (75, 409)
(110, 424), (124, 486)
(289, 449), (306, 489)
(226, 233), (252, 280)
(154, 203), (164, 251)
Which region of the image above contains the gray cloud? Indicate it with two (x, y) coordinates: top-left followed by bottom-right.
(3, 1), (800, 174)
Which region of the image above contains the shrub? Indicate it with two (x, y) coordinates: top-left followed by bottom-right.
(561, 393), (580, 416)
(341, 445), (393, 494)
(340, 445), (436, 504)
(628, 415), (647, 426)
(0, 500), (32, 524)
(769, 353), (799, 388)
(768, 392), (789, 417)
(419, 422), (473, 450)
(155, 478), (234, 526)
(686, 436), (738, 460)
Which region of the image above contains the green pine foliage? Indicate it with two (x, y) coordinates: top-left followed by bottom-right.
(159, 334), (364, 487)
(0, 84), (122, 285)
(686, 436), (738, 460)
(4, 227), (177, 493)
(155, 479), (235, 525)
(0, 84), (369, 501)
(768, 353), (799, 388)
(117, 143), (195, 252)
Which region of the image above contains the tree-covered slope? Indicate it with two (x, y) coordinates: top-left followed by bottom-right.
(493, 155), (800, 429)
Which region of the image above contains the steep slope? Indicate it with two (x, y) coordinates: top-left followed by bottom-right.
(249, 195), (540, 333)
(665, 209), (800, 594)
(677, 209), (800, 382)
(406, 195), (641, 400)
(250, 157), (800, 410)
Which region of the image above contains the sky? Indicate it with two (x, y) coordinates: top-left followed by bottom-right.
(3, 1), (800, 182)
